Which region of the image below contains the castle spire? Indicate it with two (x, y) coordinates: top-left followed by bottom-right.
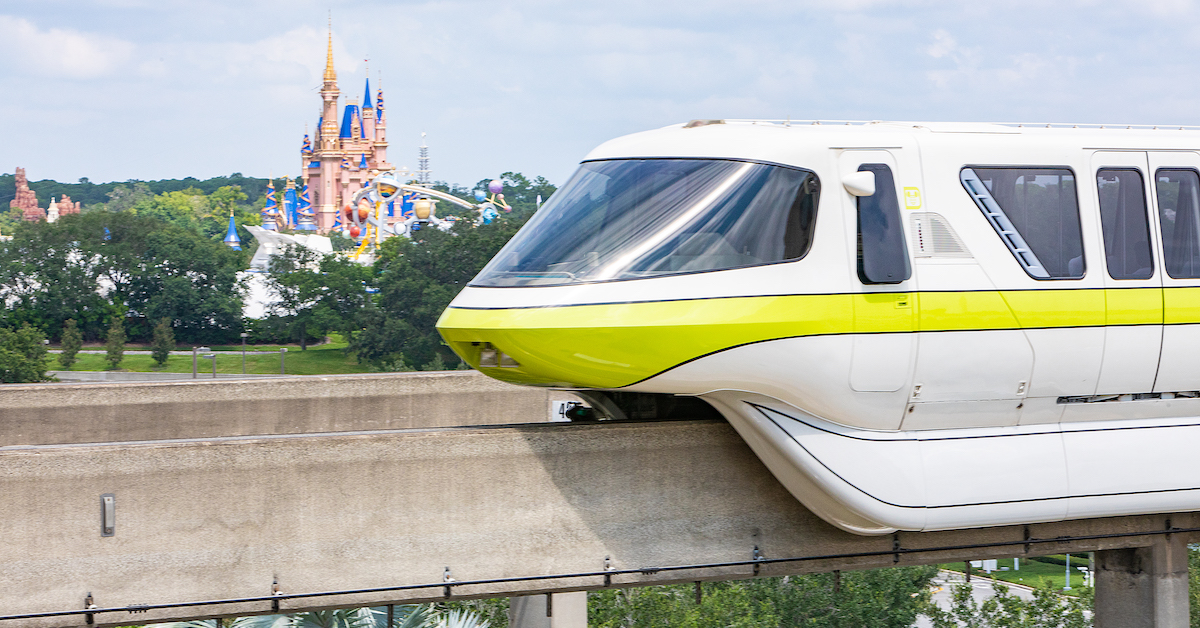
(223, 209), (242, 250)
(323, 19), (337, 83)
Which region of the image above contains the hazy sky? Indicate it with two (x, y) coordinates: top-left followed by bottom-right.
(2, 0), (1200, 188)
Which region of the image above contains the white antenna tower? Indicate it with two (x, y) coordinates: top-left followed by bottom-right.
(417, 132), (431, 185)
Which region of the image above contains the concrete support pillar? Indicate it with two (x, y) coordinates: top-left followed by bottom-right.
(508, 592), (587, 628)
(1095, 535), (1189, 628)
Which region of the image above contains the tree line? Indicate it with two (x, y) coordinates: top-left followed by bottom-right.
(0, 172), (548, 381)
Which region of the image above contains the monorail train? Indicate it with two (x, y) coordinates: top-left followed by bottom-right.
(436, 119), (1200, 535)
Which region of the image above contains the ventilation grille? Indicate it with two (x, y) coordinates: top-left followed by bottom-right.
(911, 212), (972, 258)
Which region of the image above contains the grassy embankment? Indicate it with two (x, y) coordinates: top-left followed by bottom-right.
(940, 554), (1091, 594)
(53, 337), (372, 376)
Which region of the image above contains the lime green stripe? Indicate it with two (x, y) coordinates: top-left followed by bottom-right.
(1000, 289), (1106, 328)
(1110, 288), (1163, 326)
(437, 287), (1187, 389)
(919, 291), (1019, 330)
(1165, 287), (1200, 325)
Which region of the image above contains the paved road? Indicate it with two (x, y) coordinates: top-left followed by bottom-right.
(914, 570), (1036, 627)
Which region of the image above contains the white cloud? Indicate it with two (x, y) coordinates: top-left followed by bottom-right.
(0, 15), (134, 79)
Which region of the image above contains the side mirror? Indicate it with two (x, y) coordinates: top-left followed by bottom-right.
(842, 171), (876, 197)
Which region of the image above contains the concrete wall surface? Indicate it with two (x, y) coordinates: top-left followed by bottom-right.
(0, 371), (578, 446)
(48, 371), (289, 382)
(2, 418), (1197, 628)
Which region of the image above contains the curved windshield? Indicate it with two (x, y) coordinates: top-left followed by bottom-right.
(472, 159), (820, 287)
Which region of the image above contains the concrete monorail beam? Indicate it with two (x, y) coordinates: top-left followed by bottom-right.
(1, 417), (1196, 628)
(0, 371), (576, 446)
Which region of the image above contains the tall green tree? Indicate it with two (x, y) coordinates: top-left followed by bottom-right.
(105, 317), (126, 370)
(151, 318), (175, 367)
(0, 324), (50, 383)
(265, 244), (373, 350)
(352, 216), (525, 370)
(0, 211), (247, 343)
(58, 318), (82, 369)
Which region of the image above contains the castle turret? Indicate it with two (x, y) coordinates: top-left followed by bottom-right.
(314, 26), (342, 231)
(362, 78), (376, 143)
(373, 87), (388, 165)
(319, 30), (340, 150)
(223, 209), (242, 250)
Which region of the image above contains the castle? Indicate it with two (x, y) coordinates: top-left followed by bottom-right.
(297, 31), (394, 232)
(10, 167), (80, 223)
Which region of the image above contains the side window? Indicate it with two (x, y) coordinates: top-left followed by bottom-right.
(960, 167), (1084, 279)
(1097, 169), (1153, 280)
(1155, 169), (1200, 279)
(857, 163), (911, 284)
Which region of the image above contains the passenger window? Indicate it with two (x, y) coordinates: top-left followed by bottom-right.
(1097, 169), (1154, 280)
(857, 163), (911, 284)
(960, 167), (1084, 279)
(1155, 169), (1200, 278)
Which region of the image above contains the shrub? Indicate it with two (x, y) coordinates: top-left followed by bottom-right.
(0, 324), (50, 383)
(151, 318), (175, 367)
(58, 319), (82, 369)
(105, 317), (126, 370)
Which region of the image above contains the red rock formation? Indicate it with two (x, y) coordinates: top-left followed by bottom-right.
(58, 195), (80, 216)
(10, 167), (45, 221)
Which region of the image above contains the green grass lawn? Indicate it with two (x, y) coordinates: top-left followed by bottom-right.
(52, 339), (373, 376)
(940, 555), (1091, 594)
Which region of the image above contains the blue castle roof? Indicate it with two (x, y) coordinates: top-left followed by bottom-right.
(363, 78), (372, 110)
(223, 211), (241, 250)
(339, 104), (364, 138)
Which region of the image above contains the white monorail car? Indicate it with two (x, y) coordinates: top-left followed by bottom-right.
(437, 119), (1200, 535)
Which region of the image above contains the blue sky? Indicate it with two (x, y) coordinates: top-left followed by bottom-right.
(2, 0), (1199, 188)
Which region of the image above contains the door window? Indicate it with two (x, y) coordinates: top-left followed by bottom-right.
(1097, 169), (1154, 280)
(1155, 169), (1200, 279)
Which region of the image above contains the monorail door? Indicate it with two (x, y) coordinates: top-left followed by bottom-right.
(839, 150), (917, 430)
(1148, 151), (1200, 392)
(1091, 152), (1163, 399)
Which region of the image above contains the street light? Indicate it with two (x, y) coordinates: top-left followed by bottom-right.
(1064, 553), (1071, 591)
(280, 347), (287, 375)
(240, 332), (249, 374)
